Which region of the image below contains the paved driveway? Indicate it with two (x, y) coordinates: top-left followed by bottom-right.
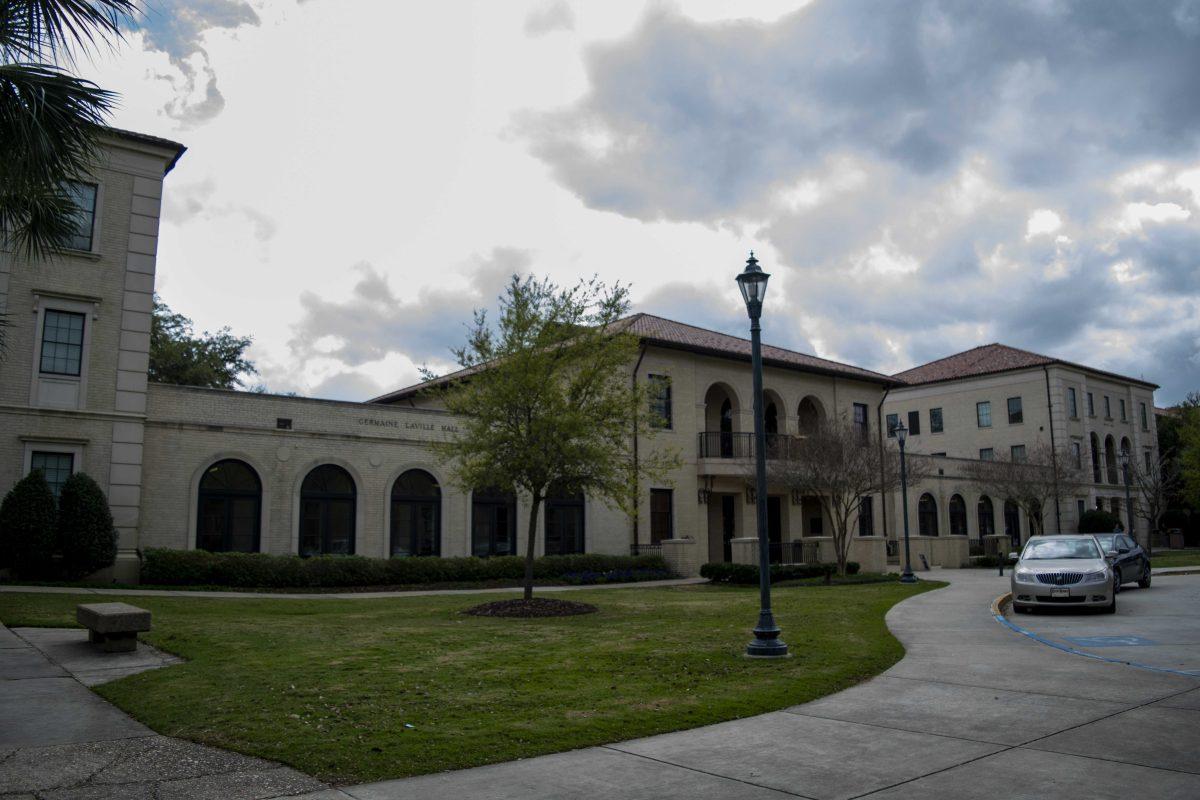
(326, 570), (1200, 800)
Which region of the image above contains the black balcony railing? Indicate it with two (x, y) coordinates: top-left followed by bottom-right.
(768, 539), (821, 565)
(630, 543), (663, 557)
(697, 431), (801, 460)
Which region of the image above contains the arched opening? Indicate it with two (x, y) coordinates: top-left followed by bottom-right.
(1090, 432), (1102, 483)
(798, 396), (824, 435)
(1104, 435), (1118, 484)
(703, 383), (739, 458)
(197, 459), (261, 552)
(472, 487), (516, 557)
(1004, 499), (1021, 547)
(918, 493), (939, 536)
(300, 464), (356, 556)
(764, 400), (779, 435)
(977, 495), (995, 538)
(545, 490), (585, 555)
(949, 494), (968, 536)
(390, 469), (441, 557)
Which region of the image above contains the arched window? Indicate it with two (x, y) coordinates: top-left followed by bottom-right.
(977, 496), (995, 538)
(1004, 500), (1021, 546)
(300, 465), (356, 556)
(798, 396), (823, 435)
(473, 487), (516, 557)
(1090, 432), (1102, 483)
(197, 459), (261, 552)
(765, 401), (778, 435)
(390, 470), (440, 557)
(949, 494), (968, 536)
(545, 490), (585, 555)
(918, 493), (939, 536)
(1104, 435), (1118, 484)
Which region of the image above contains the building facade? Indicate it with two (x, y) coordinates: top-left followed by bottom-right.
(0, 132), (1161, 581)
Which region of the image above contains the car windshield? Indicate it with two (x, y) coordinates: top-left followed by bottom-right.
(1092, 534), (1118, 549)
(1023, 538), (1101, 560)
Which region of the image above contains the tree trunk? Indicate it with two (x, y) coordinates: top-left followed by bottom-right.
(524, 492), (542, 601)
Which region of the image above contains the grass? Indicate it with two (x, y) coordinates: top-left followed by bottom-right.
(1155, 548), (1200, 568)
(0, 581), (939, 785)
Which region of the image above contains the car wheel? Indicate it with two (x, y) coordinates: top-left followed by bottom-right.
(1138, 564), (1152, 589)
(1112, 568), (1122, 593)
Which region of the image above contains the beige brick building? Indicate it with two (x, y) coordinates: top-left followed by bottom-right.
(0, 131), (1161, 581)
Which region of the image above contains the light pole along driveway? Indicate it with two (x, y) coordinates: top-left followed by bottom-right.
(316, 570), (1200, 800)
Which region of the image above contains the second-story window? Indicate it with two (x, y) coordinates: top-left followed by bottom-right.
(886, 413), (898, 438)
(1011, 444), (1026, 462)
(979, 447), (995, 461)
(1144, 450), (1152, 472)
(62, 181), (98, 252)
(1104, 395), (1111, 419)
(1087, 392), (1095, 416)
(1119, 399), (1127, 421)
(1071, 441), (1082, 469)
(907, 410), (920, 436)
(648, 374), (671, 429)
(1140, 403), (1148, 430)
(853, 403), (868, 440)
(930, 407), (943, 433)
(1067, 387), (1078, 418)
(1007, 396), (1023, 424)
(977, 401), (992, 428)
(40, 310), (85, 376)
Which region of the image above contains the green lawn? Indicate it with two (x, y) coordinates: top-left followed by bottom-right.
(0, 581), (937, 785)
(1155, 548), (1200, 568)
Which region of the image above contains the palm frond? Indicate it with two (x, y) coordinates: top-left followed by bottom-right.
(1, 1), (138, 65)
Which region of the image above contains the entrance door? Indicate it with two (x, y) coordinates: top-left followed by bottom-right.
(721, 495), (735, 562)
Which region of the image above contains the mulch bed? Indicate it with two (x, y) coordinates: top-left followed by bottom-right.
(464, 597), (598, 618)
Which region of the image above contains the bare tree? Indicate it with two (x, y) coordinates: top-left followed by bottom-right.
(766, 419), (931, 575)
(1131, 451), (1179, 537)
(964, 442), (1087, 535)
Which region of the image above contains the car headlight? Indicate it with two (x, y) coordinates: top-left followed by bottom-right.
(1082, 570), (1108, 582)
(1014, 568), (1037, 581)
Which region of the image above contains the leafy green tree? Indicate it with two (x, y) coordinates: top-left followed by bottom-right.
(428, 274), (676, 601)
(149, 297), (257, 388)
(1176, 392), (1200, 508)
(1, 1), (136, 258)
(57, 471), (116, 579)
(0, 469), (58, 577)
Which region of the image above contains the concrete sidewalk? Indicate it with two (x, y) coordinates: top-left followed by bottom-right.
(323, 570), (1200, 800)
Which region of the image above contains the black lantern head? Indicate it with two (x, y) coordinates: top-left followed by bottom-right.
(736, 251), (770, 319)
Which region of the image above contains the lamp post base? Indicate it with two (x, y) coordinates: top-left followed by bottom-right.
(746, 613), (789, 658)
(899, 569), (918, 584)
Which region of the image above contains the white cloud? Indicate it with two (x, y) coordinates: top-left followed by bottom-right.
(1025, 209), (1063, 239)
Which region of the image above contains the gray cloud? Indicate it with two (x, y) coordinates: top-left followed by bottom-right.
(161, 179), (278, 244)
(523, 1), (1200, 403)
(288, 247), (533, 376)
(131, 0), (260, 126)
(525, 1), (575, 36)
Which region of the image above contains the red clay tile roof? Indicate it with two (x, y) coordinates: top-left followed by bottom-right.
(370, 312), (894, 403)
(893, 343), (1158, 389)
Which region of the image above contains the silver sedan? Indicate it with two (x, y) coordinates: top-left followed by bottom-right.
(1010, 535), (1116, 614)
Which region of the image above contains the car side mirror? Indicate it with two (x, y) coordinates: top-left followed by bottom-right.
(1007, 552), (1019, 563)
(1117, 547), (1130, 554)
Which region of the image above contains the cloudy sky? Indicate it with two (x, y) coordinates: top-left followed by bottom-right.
(86, 0), (1200, 403)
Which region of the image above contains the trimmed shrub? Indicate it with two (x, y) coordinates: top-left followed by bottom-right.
(968, 554), (1009, 568)
(140, 549), (671, 588)
(700, 561), (860, 585)
(1078, 509), (1121, 534)
(0, 471), (59, 578)
(58, 472), (118, 580)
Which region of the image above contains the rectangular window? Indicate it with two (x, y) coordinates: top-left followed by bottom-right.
(886, 413), (898, 437)
(1140, 403), (1148, 430)
(1067, 387), (1078, 418)
(979, 448), (994, 461)
(930, 407), (943, 433)
(39, 309), (85, 376)
(62, 181), (98, 251)
(858, 496), (874, 536)
(907, 410), (920, 436)
(1104, 395), (1111, 419)
(1119, 399), (1127, 421)
(1087, 392), (1095, 417)
(1007, 396), (1023, 424)
(1144, 451), (1152, 472)
(648, 374), (672, 429)
(976, 401), (992, 428)
(1071, 441), (1082, 469)
(1077, 499), (1085, 519)
(545, 496), (585, 555)
(30, 451), (74, 499)
(1011, 444), (1026, 462)
(650, 489), (673, 544)
(853, 403), (869, 440)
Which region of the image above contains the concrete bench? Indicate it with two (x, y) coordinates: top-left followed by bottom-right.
(76, 602), (151, 653)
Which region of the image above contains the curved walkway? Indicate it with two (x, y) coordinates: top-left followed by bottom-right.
(321, 570), (1200, 800)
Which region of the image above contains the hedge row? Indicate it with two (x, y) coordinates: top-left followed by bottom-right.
(700, 561), (860, 585)
(139, 549), (672, 588)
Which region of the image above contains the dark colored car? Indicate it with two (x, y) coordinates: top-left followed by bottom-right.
(1091, 533), (1152, 591)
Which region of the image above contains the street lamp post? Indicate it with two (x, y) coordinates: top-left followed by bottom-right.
(895, 421), (916, 584)
(737, 252), (788, 658)
(1118, 451), (1137, 546)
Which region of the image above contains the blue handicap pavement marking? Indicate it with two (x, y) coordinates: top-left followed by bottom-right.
(1064, 635), (1158, 648)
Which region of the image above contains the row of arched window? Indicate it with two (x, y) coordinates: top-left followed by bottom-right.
(1089, 433), (1132, 485)
(915, 493), (1027, 543)
(196, 459), (588, 557)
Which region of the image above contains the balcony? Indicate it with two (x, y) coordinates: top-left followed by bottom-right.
(697, 431), (803, 461)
